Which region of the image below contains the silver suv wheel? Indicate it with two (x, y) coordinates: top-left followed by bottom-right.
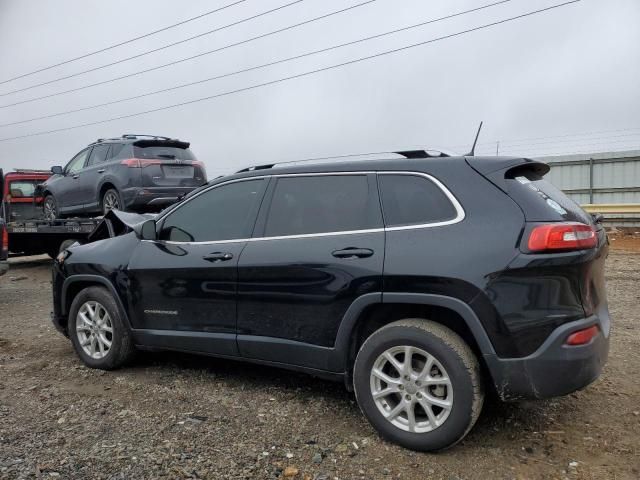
(75, 300), (113, 359)
(370, 345), (453, 433)
(102, 190), (120, 214)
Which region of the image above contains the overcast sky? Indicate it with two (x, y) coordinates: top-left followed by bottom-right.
(0, 0), (638, 177)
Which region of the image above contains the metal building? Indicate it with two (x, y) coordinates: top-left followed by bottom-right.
(537, 150), (640, 226)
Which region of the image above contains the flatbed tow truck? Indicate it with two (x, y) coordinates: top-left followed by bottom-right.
(1, 168), (101, 258)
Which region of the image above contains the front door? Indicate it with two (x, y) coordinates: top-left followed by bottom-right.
(237, 173), (385, 370)
(57, 148), (91, 211)
(127, 177), (268, 356)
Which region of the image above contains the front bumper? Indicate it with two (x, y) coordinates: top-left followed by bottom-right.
(0, 260), (9, 276)
(122, 186), (197, 210)
(484, 308), (610, 401)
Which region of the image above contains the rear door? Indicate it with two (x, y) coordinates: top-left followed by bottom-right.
(127, 177), (267, 355)
(236, 173), (384, 370)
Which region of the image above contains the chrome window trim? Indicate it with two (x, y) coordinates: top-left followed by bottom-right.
(149, 170), (464, 246)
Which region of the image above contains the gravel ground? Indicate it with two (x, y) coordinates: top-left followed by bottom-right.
(1, 243), (639, 480)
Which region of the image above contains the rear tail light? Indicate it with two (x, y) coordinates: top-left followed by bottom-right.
(565, 325), (599, 346)
(1, 226), (8, 253)
(120, 158), (162, 168)
(527, 222), (597, 252)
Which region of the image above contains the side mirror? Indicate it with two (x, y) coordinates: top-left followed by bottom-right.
(139, 219), (157, 240)
(51, 166), (63, 175)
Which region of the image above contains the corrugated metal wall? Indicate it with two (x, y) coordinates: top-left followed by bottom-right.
(537, 150), (640, 226)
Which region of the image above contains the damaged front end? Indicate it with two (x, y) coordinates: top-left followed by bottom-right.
(87, 210), (157, 243)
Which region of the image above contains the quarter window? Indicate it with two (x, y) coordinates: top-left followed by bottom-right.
(159, 179), (265, 242)
(378, 174), (458, 227)
(109, 143), (131, 161)
(263, 175), (380, 237)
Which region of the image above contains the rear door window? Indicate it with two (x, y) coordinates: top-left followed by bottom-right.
(86, 144), (110, 166)
(263, 175), (381, 237)
(378, 173), (459, 227)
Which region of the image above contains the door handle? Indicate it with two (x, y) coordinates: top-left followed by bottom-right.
(72, 174), (80, 179)
(97, 169), (105, 174)
(203, 252), (233, 262)
(331, 247), (374, 259)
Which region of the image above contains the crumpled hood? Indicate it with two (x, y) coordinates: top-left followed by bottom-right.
(86, 209), (156, 243)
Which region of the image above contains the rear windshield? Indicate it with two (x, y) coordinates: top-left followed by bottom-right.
(133, 146), (195, 160)
(505, 168), (591, 224)
(9, 180), (40, 198)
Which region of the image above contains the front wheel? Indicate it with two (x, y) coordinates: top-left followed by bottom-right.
(43, 195), (59, 220)
(353, 319), (484, 451)
(68, 286), (136, 370)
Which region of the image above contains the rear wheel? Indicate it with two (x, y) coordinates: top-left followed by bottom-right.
(43, 195), (58, 220)
(68, 286), (135, 370)
(353, 319), (484, 451)
(101, 188), (121, 215)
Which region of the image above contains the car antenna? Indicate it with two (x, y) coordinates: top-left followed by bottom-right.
(465, 121), (483, 156)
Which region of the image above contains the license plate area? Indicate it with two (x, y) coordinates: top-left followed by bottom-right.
(162, 165), (194, 178)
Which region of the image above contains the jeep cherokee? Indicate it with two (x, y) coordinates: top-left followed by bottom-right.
(50, 152), (610, 451)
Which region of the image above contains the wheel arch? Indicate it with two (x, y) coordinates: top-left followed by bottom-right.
(61, 275), (132, 330)
(98, 182), (118, 202)
(333, 293), (496, 389)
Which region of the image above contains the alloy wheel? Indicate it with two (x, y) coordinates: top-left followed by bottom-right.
(103, 191), (119, 213)
(370, 345), (453, 433)
(76, 301), (113, 359)
(44, 197), (57, 220)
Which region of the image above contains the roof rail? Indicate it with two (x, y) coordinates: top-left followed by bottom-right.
(234, 148), (451, 173)
(236, 164), (276, 173)
(122, 134), (171, 140)
(394, 149), (450, 158)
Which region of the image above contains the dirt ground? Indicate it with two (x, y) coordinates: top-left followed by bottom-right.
(1, 237), (639, 480)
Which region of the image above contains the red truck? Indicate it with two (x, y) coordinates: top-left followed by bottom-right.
(1, 169), (99, 258)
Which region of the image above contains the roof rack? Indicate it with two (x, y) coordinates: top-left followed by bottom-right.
(122, 134), (171, 140)
(234, 148), (451, 173)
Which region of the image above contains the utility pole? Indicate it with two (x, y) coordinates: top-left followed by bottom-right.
(496, 141), (500, 156)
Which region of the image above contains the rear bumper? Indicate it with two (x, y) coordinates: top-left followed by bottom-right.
(484, 308), (610, 401)
(0, 260), (9, 276)
(122, 186), (197, 209)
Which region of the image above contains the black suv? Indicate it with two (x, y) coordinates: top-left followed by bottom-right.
(42, 135), (207, 219)
(51, 152), (610, 451)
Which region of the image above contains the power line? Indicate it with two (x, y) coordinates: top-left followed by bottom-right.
(0, 0), (514, 127)
(0, 0), (247, 86)
(0, 0), (377, 109)
(0, 1), (581, 143)
(447, 126), (640, 150)
(0, 0), (306, 98)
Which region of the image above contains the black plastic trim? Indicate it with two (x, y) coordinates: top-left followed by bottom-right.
(61, 274), (132, 330)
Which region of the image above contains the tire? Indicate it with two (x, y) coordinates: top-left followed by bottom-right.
(47, 239), (77, 259)
(43, 194), (59, 220)
(68, 286), (135, 370)
(353, 319), (484, 451)
(101, 188), (122, 215)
